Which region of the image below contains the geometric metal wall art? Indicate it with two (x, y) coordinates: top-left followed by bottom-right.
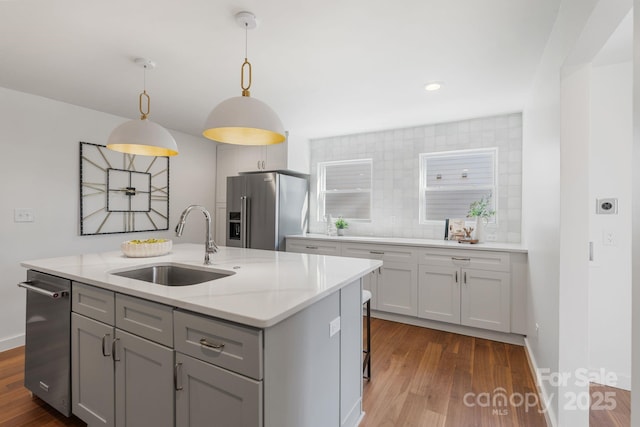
(80, 141), (170, 235)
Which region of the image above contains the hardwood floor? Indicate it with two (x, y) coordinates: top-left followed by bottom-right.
(360, 318), (547, 427)
(0, 319), (631, 426)
(589, 383), (631, 427)
(0, 347), (85, 427)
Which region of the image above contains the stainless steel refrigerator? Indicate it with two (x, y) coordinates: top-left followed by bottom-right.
(226, 172), (308, 250)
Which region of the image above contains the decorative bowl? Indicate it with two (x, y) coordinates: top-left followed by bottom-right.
(121, 239), (172, 258)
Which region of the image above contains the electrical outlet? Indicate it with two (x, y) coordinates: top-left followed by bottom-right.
(485, 233), (497, 242)
(329, 317), (341, 337)
(14, 208), (34, 223)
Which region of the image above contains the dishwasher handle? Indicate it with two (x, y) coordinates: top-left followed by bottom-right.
(17, 281), (68, 299)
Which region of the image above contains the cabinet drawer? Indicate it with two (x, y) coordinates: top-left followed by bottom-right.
(341, 242), (418, 264)
(174, 310), (263, 380)
(115, 294), (173, 347)
(72, 282), (115, 324)
(418, 248), (510, 272)
(286, 239), (341, 256)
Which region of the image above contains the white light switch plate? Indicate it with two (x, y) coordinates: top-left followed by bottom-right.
(329, 316), (340, 337)
(14, 208), (34, 223)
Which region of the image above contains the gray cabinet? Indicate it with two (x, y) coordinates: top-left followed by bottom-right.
(114, 329), (174, 427)
(71, 312), (115, 427)
(71, 283), (174, 427)
(341, 243), (418, 316)
(175, 352), (262, 427)
(417, 249), (511, 333)
(173, 309), (263, 426)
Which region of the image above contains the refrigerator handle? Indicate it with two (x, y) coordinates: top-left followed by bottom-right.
(241, 196), (249, 248)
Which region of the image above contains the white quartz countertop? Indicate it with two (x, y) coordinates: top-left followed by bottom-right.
(21, 244), (382, 328)
(287, 233), (528, 253)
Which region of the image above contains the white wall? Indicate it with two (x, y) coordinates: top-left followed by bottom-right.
(588, 61), (632, 390)
(522, 0), (599, 425)
(0, 87), (217, 351)
(308, 113), (523, 242)
(523, 1), (632, 426)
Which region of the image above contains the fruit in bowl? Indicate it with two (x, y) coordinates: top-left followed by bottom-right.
(121, 239), (172, 258)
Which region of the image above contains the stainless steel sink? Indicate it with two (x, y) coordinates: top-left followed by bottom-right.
(112, 263), (234, 286)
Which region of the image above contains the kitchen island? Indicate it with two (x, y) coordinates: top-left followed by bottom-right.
(21, 244), (381, 427)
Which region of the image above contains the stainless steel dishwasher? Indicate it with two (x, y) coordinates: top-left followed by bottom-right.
(18, 270), (72, 416)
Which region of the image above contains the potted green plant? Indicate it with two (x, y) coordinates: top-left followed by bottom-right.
(467, 194), (495, 242)
(334, 217), (348, 236)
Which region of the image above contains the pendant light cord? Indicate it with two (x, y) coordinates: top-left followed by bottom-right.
(139, 64), (150, 119)
(240, 22), (252, 96)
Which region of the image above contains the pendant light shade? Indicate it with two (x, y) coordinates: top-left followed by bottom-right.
(203, 95), (285, 145)
(107, 58), (179, 157)
(202, 11), (285, 146)
(107, 118), (178, 156)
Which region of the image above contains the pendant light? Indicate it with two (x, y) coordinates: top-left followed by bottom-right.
(202, 11), (285, 146)
(107, 58), (179, 157)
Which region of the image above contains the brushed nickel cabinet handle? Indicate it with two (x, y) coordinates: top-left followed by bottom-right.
(112, 337), (120, 362)
(101, 333), (111, 357)
(175, 363), (183, 391)
(199, 338), (225, 350)
(455, 271), (458, 283)
(464, 272), (467, 284)
(370, 251), (385, 255)
(305, 245), (319, 250)
(262, 160), (265, 169)
(451, 257), (471, 261)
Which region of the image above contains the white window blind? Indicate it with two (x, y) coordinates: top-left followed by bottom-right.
(318, 159), (372, 221)
(419, 149), (497, 222)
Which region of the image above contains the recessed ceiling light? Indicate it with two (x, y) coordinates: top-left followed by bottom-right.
(424, 81), (443, 92)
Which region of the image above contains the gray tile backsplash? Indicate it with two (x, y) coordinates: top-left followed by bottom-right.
(309, 113), (522, 243)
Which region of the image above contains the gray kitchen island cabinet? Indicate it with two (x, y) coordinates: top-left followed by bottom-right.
(22, 244), (379, 427)
(71, 283), (175, 427)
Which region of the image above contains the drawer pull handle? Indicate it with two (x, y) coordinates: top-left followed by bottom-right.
(199, 338), (225, 350)
(464, 272), (467, 284)
(305, 246), (319, 250)
(175, 362), (183, 391)
(451, 257), (471, 261)
(455, 271), (458, 283)
(369, 251), (385, 255)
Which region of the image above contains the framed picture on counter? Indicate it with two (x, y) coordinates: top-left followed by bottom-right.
(445, 218), (467, 241)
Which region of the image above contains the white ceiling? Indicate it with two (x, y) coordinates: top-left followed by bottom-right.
(0, 0), (561, 142)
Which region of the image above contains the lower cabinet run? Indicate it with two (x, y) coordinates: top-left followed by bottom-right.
(70, 279), (362, 427)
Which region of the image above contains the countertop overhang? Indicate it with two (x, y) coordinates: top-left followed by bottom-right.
(21, 244), (382, 328)
(287, 233), (528, 253)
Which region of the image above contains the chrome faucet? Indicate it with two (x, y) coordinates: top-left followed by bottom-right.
(175, 205), (219, 265)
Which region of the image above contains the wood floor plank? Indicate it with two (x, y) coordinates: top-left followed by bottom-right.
(0, 319), (631, 426)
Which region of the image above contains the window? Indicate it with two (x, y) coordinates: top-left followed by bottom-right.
(318, 159), (372, 221)
(419, 148), (497, 222)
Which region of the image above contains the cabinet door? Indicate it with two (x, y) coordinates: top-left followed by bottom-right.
(236, 145), (265, 172)
(175, 352), (262, 427)
(376, 262), (418, 316)
(114, 330), (174, 427)
(71, 313), (115, 427)
(461, 269), (511, 332)
(265, 140), (287, 170)
(417, 265), (461, 324)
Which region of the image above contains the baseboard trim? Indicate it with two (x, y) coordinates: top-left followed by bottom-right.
(0, 333), (25, 352)
(589, 370), (631, 391)
(524, 337), (556, 427)
(371, 310), (525, 346)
